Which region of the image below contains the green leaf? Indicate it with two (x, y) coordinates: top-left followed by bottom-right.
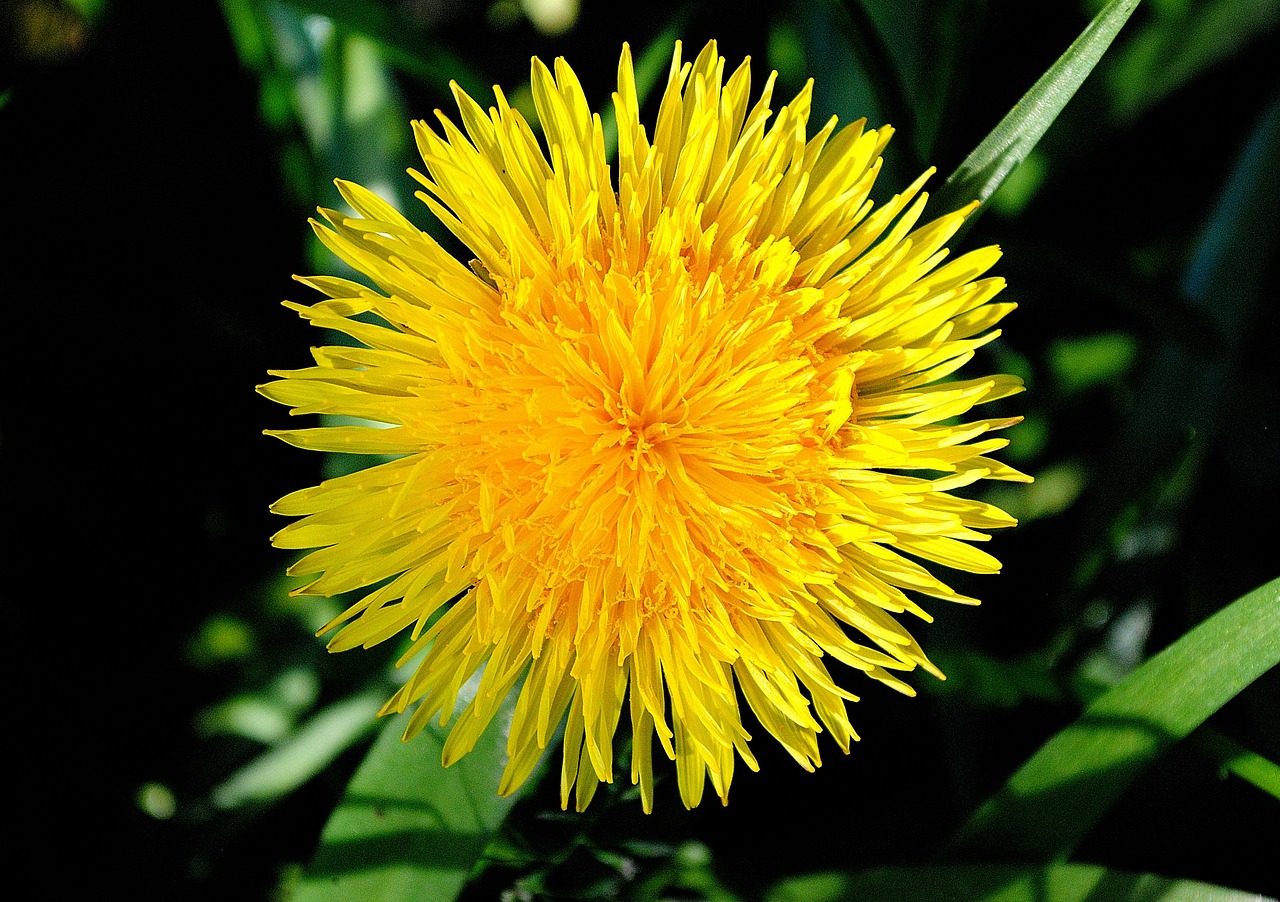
(934, 0), (1141, 224)
(289, 683), (531, 902)
(1191, 727), (1280, 801)
(983, 460), (1087, 523)
(1181, 93), (1280, 322)
(213, 690), (383, 809)
(770, 863), (1266, 902)
(200, 668), (321, 744)
(62, 0), (108, 22)
(1223, 747), (1280, 800)
(925, 650), (1064, 709)
(950, 575), (1280, 860)
(817, 0), (916, 155)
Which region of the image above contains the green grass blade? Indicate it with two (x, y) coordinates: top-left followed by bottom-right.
(1192, 728), (1280, 801)
(1224, 748), (1280, 800)
(933, 0), (1141, 223)
(951, 575), (1280, 860)
(290, 685), (531, 902)
(768, 863), (1268, 902)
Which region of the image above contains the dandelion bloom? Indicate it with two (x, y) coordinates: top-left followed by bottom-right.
(261, 40), (1029, 812)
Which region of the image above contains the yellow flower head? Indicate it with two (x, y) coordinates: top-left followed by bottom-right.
(261, 40), (1030, 813)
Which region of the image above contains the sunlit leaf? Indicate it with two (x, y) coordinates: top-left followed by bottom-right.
(136, 781), (178, 821)
(187, 612), (257, 667)
(950, 575), (1280, 860)
(290, 683), (533, 902)
(766, 871), (854, 902)
(521, 0), (580, 36)
(934, 0), (1142, 226)
(770, 863), (1266, 901)
(200, 668), (321, 744)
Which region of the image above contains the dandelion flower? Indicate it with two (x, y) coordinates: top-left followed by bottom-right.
(261, 40), (1030, 812)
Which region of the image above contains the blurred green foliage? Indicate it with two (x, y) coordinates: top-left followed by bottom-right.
(4, 0), (1277, 900)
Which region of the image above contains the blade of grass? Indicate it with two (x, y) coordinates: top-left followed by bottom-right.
(769, 863), (1266, 902)
(933, 0), (1141, 231)
(950, 575), (1280, 860)
(1191, 728), (1280, 801)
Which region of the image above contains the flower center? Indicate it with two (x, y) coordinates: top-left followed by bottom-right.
(620, 409), (663, 454)
(457, 200), (859, 634)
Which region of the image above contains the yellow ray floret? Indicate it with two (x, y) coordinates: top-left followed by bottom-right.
(260, 40), (1030, 813)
